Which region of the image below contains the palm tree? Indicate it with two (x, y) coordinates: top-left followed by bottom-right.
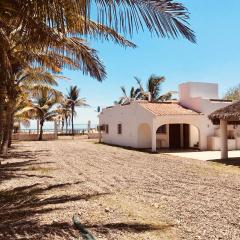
(0, 19), (109, 154)
(57, 99), (72, 133)
(23, 86), (62, 141)
(115, 75), (174, 106)
(67, 86), (88, 137)
(10, 92), (32, 147)
(115, 86), (141, 104)
(136, 75), (174, 102)
(1, 21), (106, 153)
(1, 67), (62, 152)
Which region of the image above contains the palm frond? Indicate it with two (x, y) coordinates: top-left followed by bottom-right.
(13, 0), (195, 42)
(120, 86), (127, 97)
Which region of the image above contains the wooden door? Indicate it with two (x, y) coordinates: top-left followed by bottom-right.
(169, 124), (181, 149)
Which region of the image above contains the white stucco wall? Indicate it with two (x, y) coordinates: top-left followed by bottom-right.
(189, 125), (199, 148)
(99, 102), (154, 148)
(179, 82), (219, 100)
(138, 123), (152, 148)
(179, 82), (232, 114)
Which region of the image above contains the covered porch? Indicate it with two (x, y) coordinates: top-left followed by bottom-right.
(209, 101), (240, 159)
(137, 102), (208, 152)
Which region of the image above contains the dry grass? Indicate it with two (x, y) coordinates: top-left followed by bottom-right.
(26, 166), (55, 174)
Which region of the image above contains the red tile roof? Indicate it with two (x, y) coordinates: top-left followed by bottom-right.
(139, 102), (201, 116)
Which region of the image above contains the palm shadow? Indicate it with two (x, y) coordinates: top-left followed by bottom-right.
(208, 157), (240, 168)
(2, 149), (51, 160)
(0, 144), (57, 183)
(0, 159), (55, 183)
(0, 183), (109, 239)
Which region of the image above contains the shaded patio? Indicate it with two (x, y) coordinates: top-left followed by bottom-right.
(209, 100), (240, 159)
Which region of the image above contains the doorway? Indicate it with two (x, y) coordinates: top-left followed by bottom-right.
(169, 124), (181, 149)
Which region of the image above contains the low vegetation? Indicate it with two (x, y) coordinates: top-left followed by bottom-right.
(224, 84), (240, 100)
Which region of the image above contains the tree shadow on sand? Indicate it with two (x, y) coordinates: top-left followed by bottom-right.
(1, 149), (51, 160)
(0, 145), (57, 183)
(208, 157), (240, 168)
(0, 183), (109, 239)
(0, 159), (55, 183)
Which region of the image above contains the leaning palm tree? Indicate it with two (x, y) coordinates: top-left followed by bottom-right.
(67, 86), (88, 137)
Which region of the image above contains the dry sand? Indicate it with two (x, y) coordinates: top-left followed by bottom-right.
(0, 138), (239, 240)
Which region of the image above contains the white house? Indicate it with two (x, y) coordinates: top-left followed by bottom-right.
(99, 82), (240, 152)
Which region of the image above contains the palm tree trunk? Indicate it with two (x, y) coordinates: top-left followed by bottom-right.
(39, 119), (44, 141)
(0, 50), (9, 147)
(8, 114), (14, 148)
(0, 83), (6, 145)
(1, 106), (12, 156)
(71, 106), (74, 139)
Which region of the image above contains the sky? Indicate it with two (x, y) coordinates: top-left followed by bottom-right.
(50, 0), (240, 127)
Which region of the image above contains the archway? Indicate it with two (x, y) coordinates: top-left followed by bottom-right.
(156, 123), (200, 149)
(138, 123), (152, 148)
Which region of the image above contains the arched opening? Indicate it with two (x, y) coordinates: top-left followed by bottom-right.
(138, 123), (152, 148)
(156, 123), (200, 150)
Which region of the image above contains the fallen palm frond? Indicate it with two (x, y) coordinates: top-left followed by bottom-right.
(73, 214), (96, 240)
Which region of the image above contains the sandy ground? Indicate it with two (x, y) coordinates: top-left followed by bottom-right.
(0, 139), (240, 240)
(167, 150), (240, 161)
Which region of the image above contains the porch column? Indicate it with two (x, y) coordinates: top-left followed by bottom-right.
(180, 124), (184, 148)
(220, 119), (228, 159)
(152, 128), (156, 152)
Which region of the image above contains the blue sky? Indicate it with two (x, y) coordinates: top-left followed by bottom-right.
(55, 0), (240, 125)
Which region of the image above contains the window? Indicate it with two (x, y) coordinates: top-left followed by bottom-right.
(157, 125), (167, 134)
(117, 124), (122, 134)
(105, 124), (109, 134)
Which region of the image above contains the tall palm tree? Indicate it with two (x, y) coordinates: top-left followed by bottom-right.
(67, 86), (88, 137)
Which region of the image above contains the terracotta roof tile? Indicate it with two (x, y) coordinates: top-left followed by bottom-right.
(139, 102), (200, 116)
